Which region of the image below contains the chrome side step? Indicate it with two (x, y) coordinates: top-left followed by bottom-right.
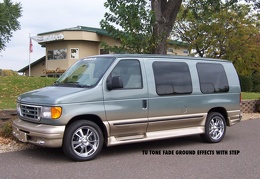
(107, 126), (204, 146)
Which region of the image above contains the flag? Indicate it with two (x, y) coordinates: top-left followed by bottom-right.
(29, 38), (33, 53)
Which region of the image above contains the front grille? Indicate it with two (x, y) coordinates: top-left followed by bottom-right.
(19, 104), (41, 121)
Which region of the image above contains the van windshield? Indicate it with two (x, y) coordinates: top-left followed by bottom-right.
(54, 57), (115, 87)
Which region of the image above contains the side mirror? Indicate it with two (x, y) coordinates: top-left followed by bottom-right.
(107, 76), (123, 90)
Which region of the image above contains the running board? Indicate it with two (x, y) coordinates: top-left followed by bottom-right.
(107, 126), (205, 146)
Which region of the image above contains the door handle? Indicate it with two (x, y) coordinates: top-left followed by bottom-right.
(142, 100), (147, 110)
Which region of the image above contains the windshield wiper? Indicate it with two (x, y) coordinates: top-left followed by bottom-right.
(53, 81), (59, 86)
(53, 81), (91, 88)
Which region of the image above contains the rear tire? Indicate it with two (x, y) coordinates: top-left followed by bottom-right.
(63, 120), (104, 161)
(201, 112), (226, 143)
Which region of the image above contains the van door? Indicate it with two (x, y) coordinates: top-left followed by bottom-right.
(146, 60), (204, 132)
(103, 59), (148, 138)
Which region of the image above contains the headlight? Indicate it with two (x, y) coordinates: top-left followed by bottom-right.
(40, 106), (62, 119)
(17, 103), (21, 115)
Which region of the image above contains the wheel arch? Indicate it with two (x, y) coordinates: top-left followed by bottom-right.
(208, 107), (229, 126)
(65, 114), (109, 145)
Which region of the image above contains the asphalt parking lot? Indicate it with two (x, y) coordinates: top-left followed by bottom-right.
(0, 119), (259, 179)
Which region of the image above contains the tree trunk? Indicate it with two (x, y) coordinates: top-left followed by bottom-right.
(151, 0), (182, 54)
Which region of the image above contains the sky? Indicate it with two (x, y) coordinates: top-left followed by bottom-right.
(0, 0), (106, 71)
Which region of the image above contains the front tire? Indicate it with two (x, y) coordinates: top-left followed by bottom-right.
(201, 112), (226, 143)
(63, 120), (104, 161)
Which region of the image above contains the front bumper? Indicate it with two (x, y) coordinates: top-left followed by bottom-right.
(12, 119), (65, 148)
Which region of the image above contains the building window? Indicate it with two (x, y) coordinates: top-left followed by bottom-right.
(167, 48), (174, 53)
(48, 49), (67, 60)
(100, 49), (109, 55)
(197, 63), (229, 93)
(47, 73), (62, 78)
(183, 50), (189, 54)
(153, 61), (192, 95)
(71, 48), (79, 59)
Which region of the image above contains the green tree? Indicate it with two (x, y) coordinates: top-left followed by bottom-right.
(100, 0), (153, 54)
(100, 0), (182, 54)
(245, 0), (260, 10)
(0, 0), (22, 52)
(1, 69), (18, 76)
(173, 1), (260, 75)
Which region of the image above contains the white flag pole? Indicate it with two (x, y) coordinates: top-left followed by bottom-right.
(29, 34), (32, 77)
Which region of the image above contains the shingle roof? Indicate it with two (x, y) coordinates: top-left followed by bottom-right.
(38, 26), (109, 36)
(18, 56), (45, 72)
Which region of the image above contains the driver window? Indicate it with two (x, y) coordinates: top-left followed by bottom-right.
(109, 59), (143, 89)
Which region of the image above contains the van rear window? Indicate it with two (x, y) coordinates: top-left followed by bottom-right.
(197, 63), (229, 93)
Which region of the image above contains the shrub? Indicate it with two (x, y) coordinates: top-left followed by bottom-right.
(0, 121), (13, 138)
(253, 84), (260, 93)
(239, 75), (253, 92)
(252, 72), (260, 92)
(0, 69), (18, 76)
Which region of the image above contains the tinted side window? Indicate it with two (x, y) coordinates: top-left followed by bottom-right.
(153, 62), (192, 95)
(109, 59), (142, 89)
(197, 63), (229, 93)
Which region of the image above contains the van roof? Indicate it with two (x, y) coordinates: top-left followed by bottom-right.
(90, 54), (230, 63)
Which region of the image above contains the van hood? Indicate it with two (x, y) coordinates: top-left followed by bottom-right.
(18, 86), (87, 105)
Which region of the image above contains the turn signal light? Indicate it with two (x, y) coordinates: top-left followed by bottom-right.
(51, 107), (62, 119)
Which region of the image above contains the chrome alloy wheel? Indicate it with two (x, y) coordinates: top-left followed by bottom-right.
(209, 116), (225, 141)
(71, 126), (100, 158)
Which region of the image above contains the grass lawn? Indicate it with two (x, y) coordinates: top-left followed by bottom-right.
(241, 92), (260, 100)
(0, 76), (259, 109)
(0, 76), (57, 109)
